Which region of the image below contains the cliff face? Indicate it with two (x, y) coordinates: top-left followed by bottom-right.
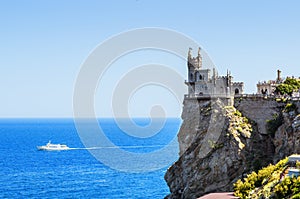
(164, 98), (300, 199)
(273, 101), (300, 161)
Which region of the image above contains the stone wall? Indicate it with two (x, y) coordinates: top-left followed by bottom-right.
(234, 97), (285, 135)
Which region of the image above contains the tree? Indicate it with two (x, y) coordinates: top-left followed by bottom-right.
(275, 78), (300, 95)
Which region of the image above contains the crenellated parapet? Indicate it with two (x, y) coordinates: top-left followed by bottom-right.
(232, 82), (244, 95)
(185, 47), (244, 105)
(187, 47), (202, 69)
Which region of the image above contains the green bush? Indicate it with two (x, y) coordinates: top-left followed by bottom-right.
(243, 117), (249, 123)
(236, 126), (243, 134)
(273, 176), (300, 198)
(234, 158), (288, 199)
(296, 161), (300, 169)
(234, 172), (258, 199)
(285, 103), (297, 113)
(292, 193), (300, 199)
(234, 110), (243, 117)
(275, 77), (300, 96)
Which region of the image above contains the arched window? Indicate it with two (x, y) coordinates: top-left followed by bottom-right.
(190, 73), (194, 82)
(195, 71), (199, 81)
(199, 74), (203, 80)
(235, 88), (239, 94)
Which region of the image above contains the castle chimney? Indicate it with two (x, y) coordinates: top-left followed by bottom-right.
(277, 69), (281, 82)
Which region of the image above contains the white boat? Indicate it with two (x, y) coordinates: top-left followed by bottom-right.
(37, 141), (70, 151)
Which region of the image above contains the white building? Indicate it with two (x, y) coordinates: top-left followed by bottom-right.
(185, 47), (244, 105)
(257, 70), (283, 95)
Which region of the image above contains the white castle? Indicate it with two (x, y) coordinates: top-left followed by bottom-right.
(185, 47), (244, 105)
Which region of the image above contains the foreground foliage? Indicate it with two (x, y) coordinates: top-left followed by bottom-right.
(233, 157), (300, 198)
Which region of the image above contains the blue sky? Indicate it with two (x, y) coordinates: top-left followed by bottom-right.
(0, 0), (299, 118)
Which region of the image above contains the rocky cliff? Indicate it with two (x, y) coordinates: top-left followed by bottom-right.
(164, 97), (300, 199)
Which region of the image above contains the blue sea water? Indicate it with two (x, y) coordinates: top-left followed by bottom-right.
(0, 118), (180, 198)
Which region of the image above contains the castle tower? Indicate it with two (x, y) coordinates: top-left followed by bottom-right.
(185, 47), (244, 106)
(187, 47), (204, 82)
(186, 47), (210, 95)
(187, 48), (195, 82)
(197, 47), (202, 68)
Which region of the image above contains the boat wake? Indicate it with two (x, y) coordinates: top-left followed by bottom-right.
(38, 142), (175, 151)
(68, 145), (173, 150)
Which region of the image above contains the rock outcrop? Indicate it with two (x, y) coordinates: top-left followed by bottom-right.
(165, 97), (300, 199)
(273, 101), (300, 162)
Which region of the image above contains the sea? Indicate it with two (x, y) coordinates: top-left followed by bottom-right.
(0, 118), (181, 199)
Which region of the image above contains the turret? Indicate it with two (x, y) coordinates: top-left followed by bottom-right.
(188, 47), (192, 60)
(197, 47), (202, 68)
(226, 70), (230, 87)
(187, 48), (195, 82)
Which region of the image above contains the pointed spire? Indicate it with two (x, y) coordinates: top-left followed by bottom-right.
(188, 47), (192, 59)
(213, 68), (216, 85)
(197, 47), (202, 68)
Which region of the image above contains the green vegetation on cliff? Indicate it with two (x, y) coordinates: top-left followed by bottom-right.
(285, 103), (298, 113)
(275, 77), (300, 96)
(234, 157), (300, 199)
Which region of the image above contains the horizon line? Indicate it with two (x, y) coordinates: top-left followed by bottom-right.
(0, 117), (181, 119)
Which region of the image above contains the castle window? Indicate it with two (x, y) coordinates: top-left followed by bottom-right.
(195, 71), (199, 81)
(190, 73), (194, 81)
(199, 74), (203, 80)
(235, 88), (239, 94)
(261, 88), (268, 95)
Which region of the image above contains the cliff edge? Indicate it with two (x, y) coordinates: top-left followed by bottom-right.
(164, 97), (300, 199)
